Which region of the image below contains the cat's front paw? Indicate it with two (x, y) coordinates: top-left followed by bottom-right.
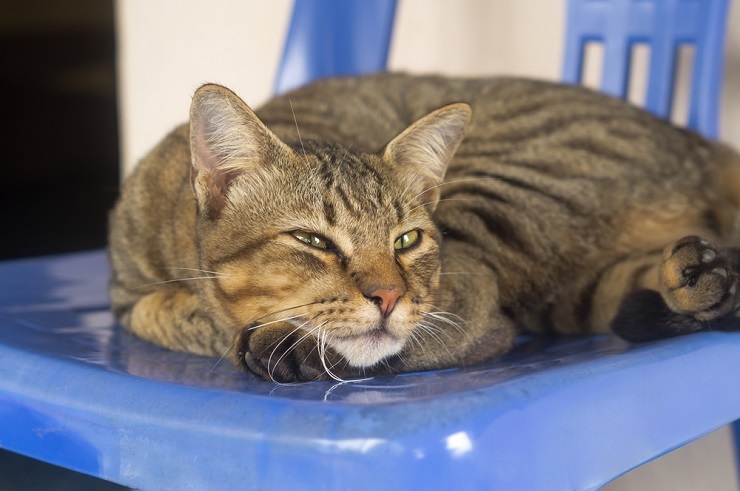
(660, 236), (738, 320)
(235, 323), (329, 382)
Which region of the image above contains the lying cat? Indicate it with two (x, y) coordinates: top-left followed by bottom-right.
(109, 73), (740, 382)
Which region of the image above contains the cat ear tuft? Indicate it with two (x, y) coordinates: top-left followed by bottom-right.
(189, 84), (289, 218)
(384, 103), (471, 213)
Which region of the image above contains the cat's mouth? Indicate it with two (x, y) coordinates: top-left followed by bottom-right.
(334, 326), (398, 342)
(327, 326), (406, 368)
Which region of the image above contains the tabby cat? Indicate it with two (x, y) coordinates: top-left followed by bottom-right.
(109, 73), (740, 382)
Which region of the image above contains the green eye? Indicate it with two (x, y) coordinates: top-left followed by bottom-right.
(394, 230), (420, 250)
(291, 231), (330, 250)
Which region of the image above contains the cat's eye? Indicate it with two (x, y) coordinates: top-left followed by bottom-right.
(394, 230), (420, 251)
(291, 230), (331, 250)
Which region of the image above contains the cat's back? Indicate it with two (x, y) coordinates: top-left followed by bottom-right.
(259, 72), (717, 209)
(258, 72), (703, 158)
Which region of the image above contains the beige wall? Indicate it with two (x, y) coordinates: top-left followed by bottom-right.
(116, 2), (739, 488)
(116, 0), (292, 175)
(116, 0), (740, 175)
(117, 0), (569, 174)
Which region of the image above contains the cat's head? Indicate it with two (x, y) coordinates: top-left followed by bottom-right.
(189, 83), (470, 370)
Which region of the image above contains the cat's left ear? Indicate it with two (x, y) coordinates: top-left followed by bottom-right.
(190, 83), (293, 218)
(383, 103), (471, 213)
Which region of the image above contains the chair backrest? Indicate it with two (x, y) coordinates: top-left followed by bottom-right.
(276, 0), (730, 138)
(273, 0), (398, 95)
(562, 0), (730, 138)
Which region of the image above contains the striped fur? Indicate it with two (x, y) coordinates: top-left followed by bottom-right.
(109, 73), (740, 381)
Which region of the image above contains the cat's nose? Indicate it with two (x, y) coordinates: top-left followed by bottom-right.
(365, 287), (405, 318)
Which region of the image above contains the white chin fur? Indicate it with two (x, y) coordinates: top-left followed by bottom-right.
(330, 334), (405, 368)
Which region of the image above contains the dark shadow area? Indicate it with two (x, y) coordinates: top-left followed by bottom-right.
(0, 0), (119, 259)
(0, 449), (129, 491)
(0, 1), (126, 488)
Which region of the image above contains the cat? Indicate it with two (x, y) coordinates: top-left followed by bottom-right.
(109, 73), (740, 382)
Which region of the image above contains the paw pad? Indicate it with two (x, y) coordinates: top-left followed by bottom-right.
(660, 236), (736, 320)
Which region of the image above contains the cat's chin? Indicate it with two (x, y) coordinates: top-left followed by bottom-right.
(329, 330), (405, 368)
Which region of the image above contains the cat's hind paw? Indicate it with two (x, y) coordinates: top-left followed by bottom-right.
(660, 235), (738, 320)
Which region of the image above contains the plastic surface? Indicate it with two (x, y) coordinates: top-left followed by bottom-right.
(273, 0), (397, 94)
(1, 250), (740, 490)
(562, 0), (729, 138)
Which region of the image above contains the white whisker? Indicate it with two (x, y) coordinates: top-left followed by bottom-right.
(270, 321), (320, 377)
(405, 177), (499, 206)
(408, 197), (471, 214)
(438, 271), (489, 276)
(208, 335), (239, 373)
(416, 321), (454, 361)
(418, 320), (451, 342)
(134, 276), (224, 289)
(251, 301), (322, 323)
(421, 311), (471, 343)
(337, 144), (353, 167)
(245, 314), (305, 332)
(210, 313), (308, 378)
(289, 98), (309, 166)
(407, 328), (426, 352)
(267, 322), (317, 383)
(423, 311), (468, 330)
(157, 267), (230, 276)
(399, 173), (425, 205)
(317, 326), (347, 382)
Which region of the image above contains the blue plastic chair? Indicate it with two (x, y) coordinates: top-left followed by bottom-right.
(562, 0), (730, 138)
(0, 1), (738, 490)
(274, 0), (397, 94)
(3, 252), (740, 490)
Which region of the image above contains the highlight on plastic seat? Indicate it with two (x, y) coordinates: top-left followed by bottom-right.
(562, 0), (730, 138)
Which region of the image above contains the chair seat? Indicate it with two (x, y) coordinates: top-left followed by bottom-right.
(1, 250), (740, 490)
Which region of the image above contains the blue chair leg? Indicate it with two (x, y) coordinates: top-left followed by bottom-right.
(733, 420), (740, 478)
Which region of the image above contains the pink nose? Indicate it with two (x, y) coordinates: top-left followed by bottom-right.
(366, 287), (405, 318)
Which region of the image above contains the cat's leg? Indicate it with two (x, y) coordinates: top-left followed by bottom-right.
(124, 287), (232, 357)
(612, 236), (740, 341)
(553, 251), (665, 335)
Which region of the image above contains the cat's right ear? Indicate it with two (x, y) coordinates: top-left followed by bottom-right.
(189, 84), (291, 218)
(383, 103), (471, 213)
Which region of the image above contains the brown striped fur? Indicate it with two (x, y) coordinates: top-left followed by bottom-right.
(109, 73), (740, 381)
